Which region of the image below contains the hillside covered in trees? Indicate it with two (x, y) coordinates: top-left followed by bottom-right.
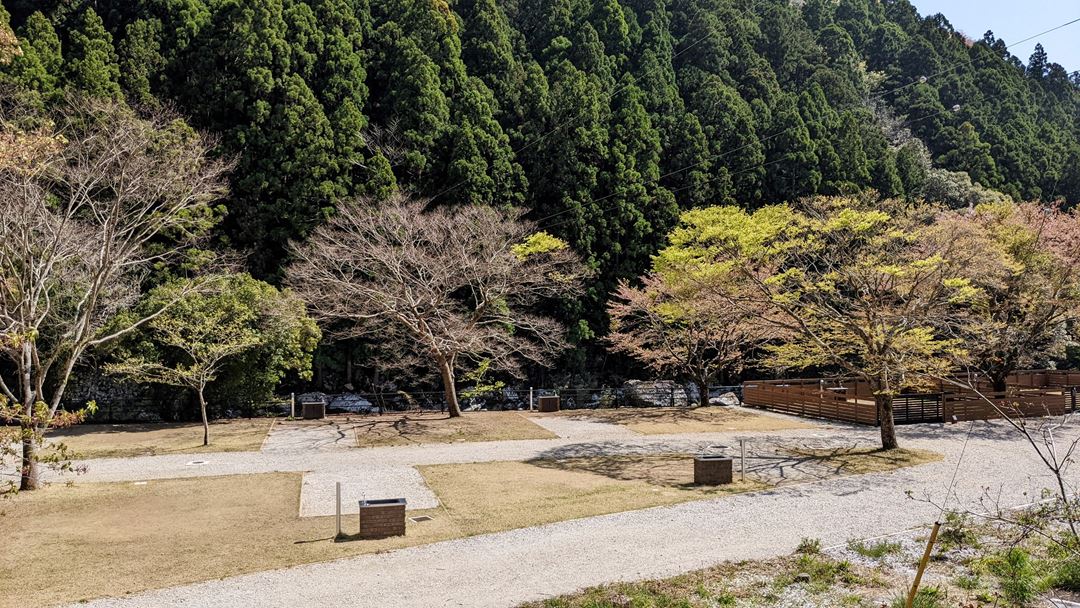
(2, 0), (1079, 384)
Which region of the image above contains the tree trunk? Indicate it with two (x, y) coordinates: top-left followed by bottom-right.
(696, 378), (710, 407)
(20, 429), (39, 491)
(991, 373), (1008, 393)
(437, 357), (462, 418)
(197, 388), (209, 446)
(875, 392), (899, 450)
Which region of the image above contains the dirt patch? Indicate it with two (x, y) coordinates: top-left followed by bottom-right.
(45, 418), (274, 459)
(353, 411), (556, 447)
(540, 406), (817, 434)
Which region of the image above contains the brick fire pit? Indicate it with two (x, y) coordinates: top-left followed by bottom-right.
(358, 498), (407, 539)
(301, 401), (325, 420)
(537, 395), (560, 412)
(694, 455), (733, 485)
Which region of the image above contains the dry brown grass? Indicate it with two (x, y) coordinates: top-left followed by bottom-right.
(1, 456), (759, 608)
(0, 473), (450, 608)
(353, 411), (556, 447)
(45, 418), (274, 459)
(781, 446), (943, 475)
(419, 456), (765, 534)
(542, 406), (816, 434)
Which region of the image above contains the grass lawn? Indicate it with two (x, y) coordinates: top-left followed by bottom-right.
(541, 405), (817, 434)
(0, 473), (449, 608)
(1, 456), (758, 607)
(353, 411), (556, 447)
(418, 456), (765, 533)
(45, 418), (275, 459)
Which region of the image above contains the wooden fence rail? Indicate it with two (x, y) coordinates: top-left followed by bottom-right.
(743, 373), (1078, 426)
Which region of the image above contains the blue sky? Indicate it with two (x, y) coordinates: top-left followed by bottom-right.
(910, 1), (1080, 72)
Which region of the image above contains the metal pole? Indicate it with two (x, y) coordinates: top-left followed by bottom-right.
(906, 521), (941, 608)
(740, 439), (746, 481)
(529, 387), (534, 411)
(290, 392), (295, 418)
(335, 481), (342, 539)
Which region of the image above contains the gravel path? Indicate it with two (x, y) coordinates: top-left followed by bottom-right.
(69, 421), (1077, 608)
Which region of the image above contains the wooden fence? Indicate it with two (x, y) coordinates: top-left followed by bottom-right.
(741, 379), (880, 425)
(743, 372), (1078, 426)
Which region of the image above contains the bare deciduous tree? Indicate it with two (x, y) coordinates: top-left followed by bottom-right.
(287, 193), (586, 417)
(0, 97), (230, 491)
(607, 274), (774, 406)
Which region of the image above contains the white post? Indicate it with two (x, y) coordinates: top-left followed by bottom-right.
(335, 481), (342, 539)
(529, 387), (534, 411)
(290, 392), (296, 418)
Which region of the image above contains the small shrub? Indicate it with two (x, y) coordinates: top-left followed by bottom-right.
(986, 547), (1041, 605)
(937, 512), (978, 552)
(848, 539), (903, 559)
(797, 537), (822, 555)
(1050, 558), (1080, 592)
(953, 573), (981, 590)
(890, 585), (945, 608)
(782, 554), (858, 593)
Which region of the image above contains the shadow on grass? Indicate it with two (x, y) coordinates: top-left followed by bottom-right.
(527, 438), (938, 487)
(352, 414), (453, 445)
(561, 406), (751, 426)
(526, 452), (700, 488)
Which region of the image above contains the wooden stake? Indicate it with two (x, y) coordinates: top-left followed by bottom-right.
(906, 521), (941, 608)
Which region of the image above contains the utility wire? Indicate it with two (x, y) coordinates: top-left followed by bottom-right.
(872, 16), (1080, 100)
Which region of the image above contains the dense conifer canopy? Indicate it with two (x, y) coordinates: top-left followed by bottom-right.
(2, 0), (1077, 350)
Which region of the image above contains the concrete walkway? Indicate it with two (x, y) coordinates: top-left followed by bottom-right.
(69, 421), (1076, 608)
